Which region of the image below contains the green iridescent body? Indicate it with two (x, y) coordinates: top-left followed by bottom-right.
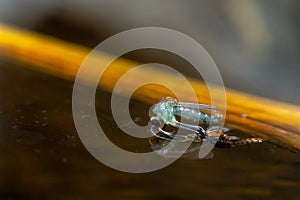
(152, 97), (222, 126)
(173, 106), (222, 124)
(152, 98), (177, 126)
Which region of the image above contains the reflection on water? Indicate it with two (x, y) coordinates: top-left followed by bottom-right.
(149, 136), (214, 159)
(1, 59), (300, 199)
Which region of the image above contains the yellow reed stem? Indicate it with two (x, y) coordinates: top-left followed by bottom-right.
(1, 23), (300, 152)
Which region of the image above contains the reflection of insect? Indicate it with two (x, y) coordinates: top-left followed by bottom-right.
(149, 97), (263, 147)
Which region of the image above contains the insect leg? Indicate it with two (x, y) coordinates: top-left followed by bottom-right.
(149, 117), (192, 142)
(174, 121), (206, 138)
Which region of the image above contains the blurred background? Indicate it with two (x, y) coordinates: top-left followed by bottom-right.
(1, 0), (299, 104)
(1, 1), (300, 199)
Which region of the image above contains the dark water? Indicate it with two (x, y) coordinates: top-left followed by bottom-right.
(1, 58), (300, 200)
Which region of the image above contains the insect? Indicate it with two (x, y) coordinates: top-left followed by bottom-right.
(149, 97), (222, 139)
(149, 97), (263, 147)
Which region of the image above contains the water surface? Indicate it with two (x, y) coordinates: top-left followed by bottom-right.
(1, 58), (299, 199)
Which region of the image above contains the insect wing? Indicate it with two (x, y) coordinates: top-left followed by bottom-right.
(176, 102), (216, 112)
